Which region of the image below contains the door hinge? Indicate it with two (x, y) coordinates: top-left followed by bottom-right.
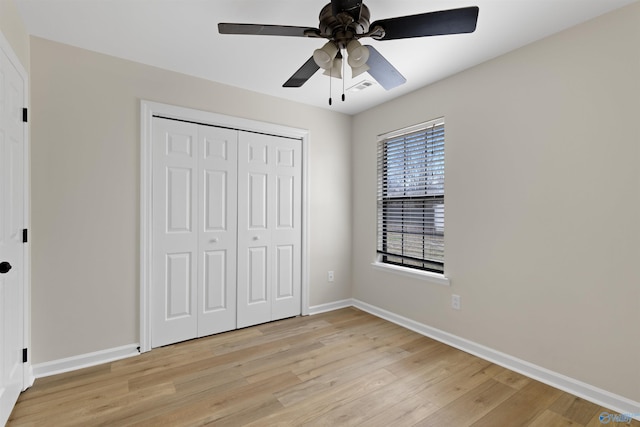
(22, 348), (28, 363)
(22, 108), (28, 123)
(23, 228), (28, 243)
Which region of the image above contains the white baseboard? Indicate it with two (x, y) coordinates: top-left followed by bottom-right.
(24, 364), (35, 389)
(308, 298), (354, 315)
(350, 299), (640, 420)
(32, 344), (140, 379)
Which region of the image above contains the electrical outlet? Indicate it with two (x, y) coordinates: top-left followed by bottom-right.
(328, 271), (335, 282)
(451, 294), (461, 310)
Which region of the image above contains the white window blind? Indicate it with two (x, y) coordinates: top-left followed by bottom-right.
(377, 119), (445, 273)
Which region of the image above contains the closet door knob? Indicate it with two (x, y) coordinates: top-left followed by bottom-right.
(0, 262), (12, 274)
(210, 237), (219, 243)
(253, 236), (260, 241)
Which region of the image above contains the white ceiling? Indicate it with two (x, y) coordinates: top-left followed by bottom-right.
(15, 0), (638, 115)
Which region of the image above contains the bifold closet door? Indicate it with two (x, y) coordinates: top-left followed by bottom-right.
(197, 125), (238, 337)
(237, 132), (302, 328)
(151, 118), (237, 347)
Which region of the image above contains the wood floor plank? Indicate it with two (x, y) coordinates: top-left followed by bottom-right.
(549, 394), (601, 425)
(8, 308), (636, 427)
(130, 372), (300, 426)
(305, 365), (443, 426)
(527, 409), (581, 427)
(290, 337), (407, 384)
(8, 381), (131, 422)
(415, 379), (518, 426)
(246, 368), (399, 426)
(493, 368), (532, 390)
(356, 392), (440, 426)
(274, 347), (407, 407)
(470, 380), (564, 427)
(16, 363), (118, 402)
(416, 359), (503, 407)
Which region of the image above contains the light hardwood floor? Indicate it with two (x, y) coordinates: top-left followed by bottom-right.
(8, 308), (639, 426)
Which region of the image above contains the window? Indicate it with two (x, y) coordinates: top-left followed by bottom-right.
(377, 118), (445, 274)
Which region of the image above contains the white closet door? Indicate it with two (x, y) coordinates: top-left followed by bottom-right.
(151, 118), (199, 347)
(197, 126), (237, 336)
(151, 116), (302, 343)
(0, 43), (26, 425)
(271, 137), (302, 319)
(237, 132), (272, 327)
(237, 132), (301, 328)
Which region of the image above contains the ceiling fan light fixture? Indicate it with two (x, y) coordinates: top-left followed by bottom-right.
(346, 40), (370, 68)
(220, 3), (480, 92)
(313, 41), (339, 69)
(322, 56), (342, 79)
(351, 63), (370, 78)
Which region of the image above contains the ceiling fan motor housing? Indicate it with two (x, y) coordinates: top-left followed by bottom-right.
(319, 3), (371, 48)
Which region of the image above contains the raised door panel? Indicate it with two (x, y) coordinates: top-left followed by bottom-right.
(276, 175), (295, 229)
(203, 170), (226, 232)
(275, 245), (294, 299)
(197, 126), (237, 336)
(151, 118), (198, 347)
(203, 250), (226, 310)
(248, 173), (268, 230)
(165, 252), (192, 318)
(166, 167), (192, 233)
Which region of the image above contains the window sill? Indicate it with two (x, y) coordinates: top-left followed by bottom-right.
(371, 262), (450, 286)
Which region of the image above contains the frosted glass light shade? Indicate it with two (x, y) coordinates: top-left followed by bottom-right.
(351, 63), (370, 78)
(313, 42), (339, 69)
(322, 57), (342, 79)
(346, 40), (370, 68)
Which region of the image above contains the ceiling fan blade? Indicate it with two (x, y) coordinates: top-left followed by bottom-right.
(331, 0), (362, 19)
(283, 56), (320, 88)
(371, 6), (479, 40)
(364, 45), (406, 91)
(218, 23), (318, 37)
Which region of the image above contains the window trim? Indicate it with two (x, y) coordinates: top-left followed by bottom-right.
(371, 260), (450, 286)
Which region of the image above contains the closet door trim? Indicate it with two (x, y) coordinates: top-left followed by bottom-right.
(139, 100), (310, 353)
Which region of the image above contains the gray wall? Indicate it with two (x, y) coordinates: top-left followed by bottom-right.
(351, 2), (640, 402)
(29, 37), (352, 363)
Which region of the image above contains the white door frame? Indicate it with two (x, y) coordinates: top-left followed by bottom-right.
(0, 28), (33, 398)
(139, 100), (310, 353)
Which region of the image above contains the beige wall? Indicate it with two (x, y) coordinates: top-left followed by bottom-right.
(352, 2), (640, 402)
(30, 37), (352, 363)
(0, 0), (29, 70)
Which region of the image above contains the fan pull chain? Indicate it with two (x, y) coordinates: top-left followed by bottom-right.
(342, 51), (345, 102)
(328, 61), (332, 105)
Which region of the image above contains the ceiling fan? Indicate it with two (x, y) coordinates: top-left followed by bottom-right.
(218, 1), (478, 101)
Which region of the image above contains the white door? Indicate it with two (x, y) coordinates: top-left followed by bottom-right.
(151, 118), (198, 347)
(151, 117), (302, 345)
(237, 132), (301, 328)
(270, 136), (302, 320)
(0, 43), (25, 423)
(196, 125), (237, 336)
(151, 118), (238, 347)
